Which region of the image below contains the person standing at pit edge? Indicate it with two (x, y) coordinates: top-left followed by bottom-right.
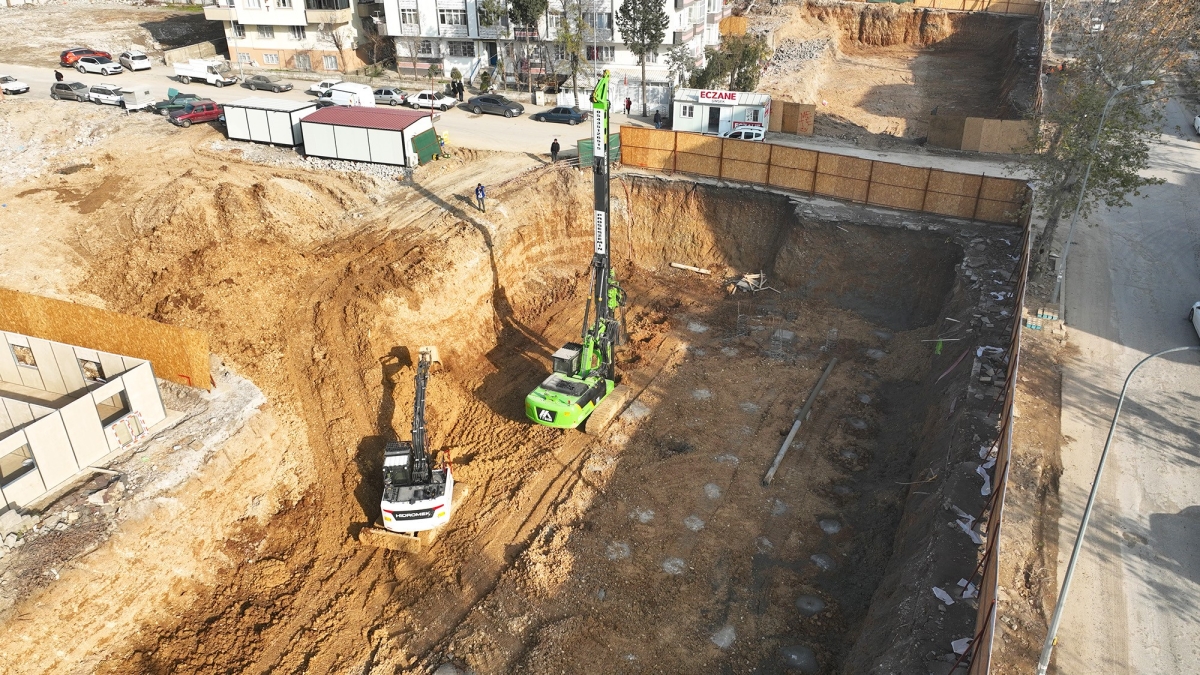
(550, 138), (560, 163)
(475, 183), (486, 213)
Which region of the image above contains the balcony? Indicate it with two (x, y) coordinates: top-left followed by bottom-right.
(398, 22), (420, 36)
(203, 1), (235, 20)
(356, 0), (380, 17)
(478, 25), (509, 39)
(673, 26), (693, 44)
(305, 0), (352, 24)
(674, 0), (695, 10)
(439, 24), (469, 37)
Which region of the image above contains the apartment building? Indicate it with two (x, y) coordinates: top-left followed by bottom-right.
(203, 0), (369, 72)
(369, 0), (732, 84)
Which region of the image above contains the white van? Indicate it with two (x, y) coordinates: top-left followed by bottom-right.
(319, 82), (375, 107)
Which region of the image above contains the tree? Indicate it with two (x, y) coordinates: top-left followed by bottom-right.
(320, 25), (349, 73)
(665, 44), (693, 91)
(721, 33), (770, 91)
(510, 0), (549, 96)
(477, 0), (506, 27)
(555, 0), (589, 106)
(1025, 0), (1199, 273)
(399, 33), (424, 78)
(688, 46), (729, 89)
(615, 0), (669, 117)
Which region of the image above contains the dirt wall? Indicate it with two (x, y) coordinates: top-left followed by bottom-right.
(806, 0), (1029, 50)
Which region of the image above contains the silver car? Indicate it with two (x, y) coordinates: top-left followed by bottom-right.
(76, 56), (123, 76)
(118, 51), (152, 71)
(89, 83), (125, 106)
(373, 87), (408, 106)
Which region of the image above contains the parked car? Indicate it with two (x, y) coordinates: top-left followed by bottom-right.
(89, 83), (125, 106)
(244, 74), (293, 92)
(169, 99), (222, 127)
(408, 90), (456, 111)
(467, 94), (524, 118)
(307, 78), (342, 96)
(154, 89), (200, 115)
(76, 56), (123, 76)
(1194, 115), (1200, 136)
(0, 75), (30, 95)
(49, 81), (90, 102)
(318, 82), (375, 107)
(720, 126), (765, 141)
(60, 48), (111, 67)
(373, 87), (408, 106)
(1189, 302), (1200, 340)
(118, 51), (152, 71)
(532, 106), (588, 125)
(174, 58), (236, 87)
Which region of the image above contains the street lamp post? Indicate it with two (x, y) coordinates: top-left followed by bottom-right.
(1050, 80), (1155, 309)
(1035, 345), (1200, 675)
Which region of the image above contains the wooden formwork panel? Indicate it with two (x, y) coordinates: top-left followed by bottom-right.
(770, 146), (818, 171)
(924, 192), (979, 219)
(622, 147), (674, 171)
(975, 198), (1023, 224)
(675, 132), (723, 157)
(870, 163), (930, 191)
(928, 170), (984, 198)
(979, 176), (1026, 204)
(722, 138), (771, 163)
(0, 288), (210, 389)
(721, 158), (769, 184)
(676, 152), (721, 177)
(815, 174), (869, 203)
(816, 153), (872, 181)
(868, 183), (927, 212)
(768, 167), (816, 193)
(621, 127), (676, 151)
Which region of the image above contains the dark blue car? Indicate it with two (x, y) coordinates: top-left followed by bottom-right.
(532, 106), (589, 125)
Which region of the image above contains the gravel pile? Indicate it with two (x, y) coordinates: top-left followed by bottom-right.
(773, 38), (832, 64)
(207, 139), (410, 182)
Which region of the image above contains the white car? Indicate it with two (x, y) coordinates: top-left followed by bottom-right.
(118, 51), (152, 71)
(307, 78), (342, 96)
(1189, 302), (1200, 340)
(1194, 115), (1200, 136)
(720, 126), (765, 141)
(0, 75), (30, 94)
(89, 83), (125, 106)
(76, 56), (123, 76)
(408, 90), (456, 111)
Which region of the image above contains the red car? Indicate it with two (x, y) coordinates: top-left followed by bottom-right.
(168, 99), (222, 128)
(60, 48), (111, 66)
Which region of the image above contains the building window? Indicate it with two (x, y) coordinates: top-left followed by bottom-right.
(448, 41), (474, 57)
(277, 0), (291, 6)
(231, 21), (246, 38)
(96, 390), (130, 427)
(400, 8), (417, 24)
(587, 46), (614, 62)
(323, 55), (339, 70)
(257, 25), (274, 38)
(680, 104), (694, 118)
(290, 25), (306, 40)
(263, 52), (280, 65)
(585, 12), (611, 30)
(239, 52), (253, 64)
(0, 444), (35, 486)
(244, 0), (262, 8)
(747, 109), (760, 123)
(10, 345), (35, 368)
(295, 53), (312, 70)
(418, 40), (434, 56)
(438, 8), (467, 25)
(550, 44), (566, 61)
(707, 0), (719, 12)
(78, 359), (104, 383)
(548, 11), (562, 32)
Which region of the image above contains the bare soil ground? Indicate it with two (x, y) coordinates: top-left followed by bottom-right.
(0, 2), (220, 68)
(0, 97), (1023, 674)
(754, 2), (1029, 147)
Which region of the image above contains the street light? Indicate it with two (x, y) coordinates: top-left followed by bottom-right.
(1050, 79), (1155, 309)
(1035, 345), (1200, 675)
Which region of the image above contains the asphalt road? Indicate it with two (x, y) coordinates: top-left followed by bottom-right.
(0, 61), (590, 156)
(1053, 89), (1200, 673)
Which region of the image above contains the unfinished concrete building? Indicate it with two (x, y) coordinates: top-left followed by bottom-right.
(0, 332), (166, 509)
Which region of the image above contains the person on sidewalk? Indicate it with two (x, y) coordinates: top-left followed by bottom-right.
(550, 138), (560, 163)
(653, 110), (662, 129)
(54, 70), (64, 82)
(624, 97), (632, 115)
(475, 183), (486, 213)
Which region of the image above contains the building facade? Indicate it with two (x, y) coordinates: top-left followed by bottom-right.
(203, 0), (370, 72)
(371, 0), (733, 84)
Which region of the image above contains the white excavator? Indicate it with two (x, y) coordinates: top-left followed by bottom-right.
(359, 346), (457, 551)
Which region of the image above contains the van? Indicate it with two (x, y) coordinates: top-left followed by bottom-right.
(319, 82), (375, 107)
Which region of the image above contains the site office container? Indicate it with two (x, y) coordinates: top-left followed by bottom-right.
(223, 97), (318, 147)
(299, 106), (439, 167)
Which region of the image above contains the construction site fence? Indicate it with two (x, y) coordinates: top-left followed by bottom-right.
(0, 289), (211, 390)
(849, 0), (1042, 16)
(619, 128), (1029, 226)
(964, 202), (1033, 674)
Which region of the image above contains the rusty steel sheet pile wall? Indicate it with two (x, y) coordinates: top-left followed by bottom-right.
(0, 288), (210, 389)
(620, 128), (1028, 225)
